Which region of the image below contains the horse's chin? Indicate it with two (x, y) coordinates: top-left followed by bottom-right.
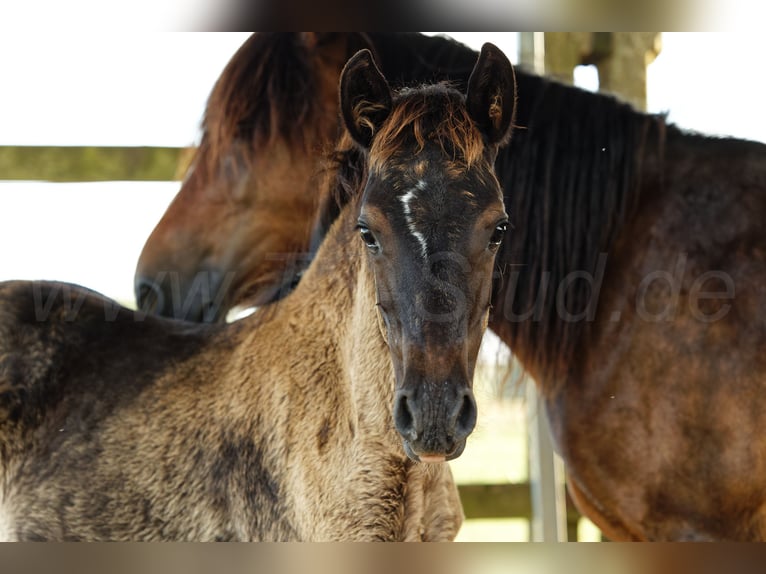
(401, 439), (466, 463)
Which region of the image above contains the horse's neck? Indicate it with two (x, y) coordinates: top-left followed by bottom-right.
(492, 74), (665, 391)
(344, 252), (399, 442)
(295, 230), (460, 540)
(245, 214), (424, 539)
(290, 211), (399, 443)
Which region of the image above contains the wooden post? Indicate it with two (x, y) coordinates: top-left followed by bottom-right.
(592, 33), (661, 110)
(542, 32), (592, 84)
(542, 32), (661, 111)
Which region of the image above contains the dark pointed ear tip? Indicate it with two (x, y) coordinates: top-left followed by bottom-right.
(479, 42), (511, 64)
(346, 48), (375, 69)
(341, 50), (377, 91)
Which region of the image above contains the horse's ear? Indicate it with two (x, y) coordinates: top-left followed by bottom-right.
(466, 43), (516, 146)
(340, 49), (392, 149)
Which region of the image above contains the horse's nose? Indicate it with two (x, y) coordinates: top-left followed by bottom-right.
(393, 385), (477, 461)
(450, 388), (477, 442)
(393, 388), (420, 442)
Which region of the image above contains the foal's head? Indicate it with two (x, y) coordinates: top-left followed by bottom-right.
(340, 44), (515, 462)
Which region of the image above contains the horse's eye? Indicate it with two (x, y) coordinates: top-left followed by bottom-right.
(358, 225), (379, 252)
(489, 222), (508, 248)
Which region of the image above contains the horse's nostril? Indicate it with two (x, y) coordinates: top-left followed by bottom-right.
(393, 391), (418, 441)
(455, 391), (477, 440)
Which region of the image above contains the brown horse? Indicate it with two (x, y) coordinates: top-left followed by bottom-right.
(0, 45), (516, 541)
(135, 33), (766, 541)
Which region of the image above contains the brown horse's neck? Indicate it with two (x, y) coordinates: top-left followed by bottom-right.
(490, 75), (668, 394)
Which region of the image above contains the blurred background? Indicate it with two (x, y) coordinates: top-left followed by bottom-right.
(0, 32), (764, 541)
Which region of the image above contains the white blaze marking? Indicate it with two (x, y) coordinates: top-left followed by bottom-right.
(400, 182), (428, 258)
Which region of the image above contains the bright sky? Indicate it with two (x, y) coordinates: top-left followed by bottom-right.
(0, 33), (764, 306)
(0, 33), (252, 147)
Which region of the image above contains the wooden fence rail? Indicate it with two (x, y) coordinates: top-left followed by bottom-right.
(0, 146), (190, 182)
(458, 483), (581, 540)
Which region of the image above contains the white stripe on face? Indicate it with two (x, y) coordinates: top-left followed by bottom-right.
(400, 181), (428, 259)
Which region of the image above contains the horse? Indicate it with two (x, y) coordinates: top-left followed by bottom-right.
(134, 33), (766, 541)
(0, 44), (516, 541)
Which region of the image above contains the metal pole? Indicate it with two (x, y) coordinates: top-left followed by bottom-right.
(518, 32), (570, 542)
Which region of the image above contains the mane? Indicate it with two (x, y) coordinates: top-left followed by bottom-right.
(366, 33), (478, 90)
(191, 33), (338, 187)
(309, 133), (367, 256)
(369, 85), (487, 173)
(493, 71), (667, 391)
(187, 31), (480, 236)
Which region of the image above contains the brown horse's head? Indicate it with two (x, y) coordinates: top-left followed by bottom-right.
(340, 44), (515, 462)
(135, 33), (372, 322)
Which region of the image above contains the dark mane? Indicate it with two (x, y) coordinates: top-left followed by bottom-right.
(367, 33), (478, 90)
(209, 35), (315, 144)
(492, 72), (667, 390)
(309, 134), (368, 256)
(191, 33), (352, 187)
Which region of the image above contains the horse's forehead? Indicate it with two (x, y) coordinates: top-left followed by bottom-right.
(369, 156), (497, 214)
(362, 160), (500, 262)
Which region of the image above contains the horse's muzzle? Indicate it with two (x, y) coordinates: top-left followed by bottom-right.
(393, 384), (477, 462)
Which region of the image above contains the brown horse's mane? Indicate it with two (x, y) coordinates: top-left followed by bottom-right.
(493, 72), (668, 389)
(188, 33), (483, 194)
(190, 33), (371, 190)
(204, 33), (317, 159)
(308, 134), (366, 256)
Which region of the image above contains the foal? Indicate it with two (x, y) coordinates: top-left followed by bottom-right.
(0, 44), (515, 541)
